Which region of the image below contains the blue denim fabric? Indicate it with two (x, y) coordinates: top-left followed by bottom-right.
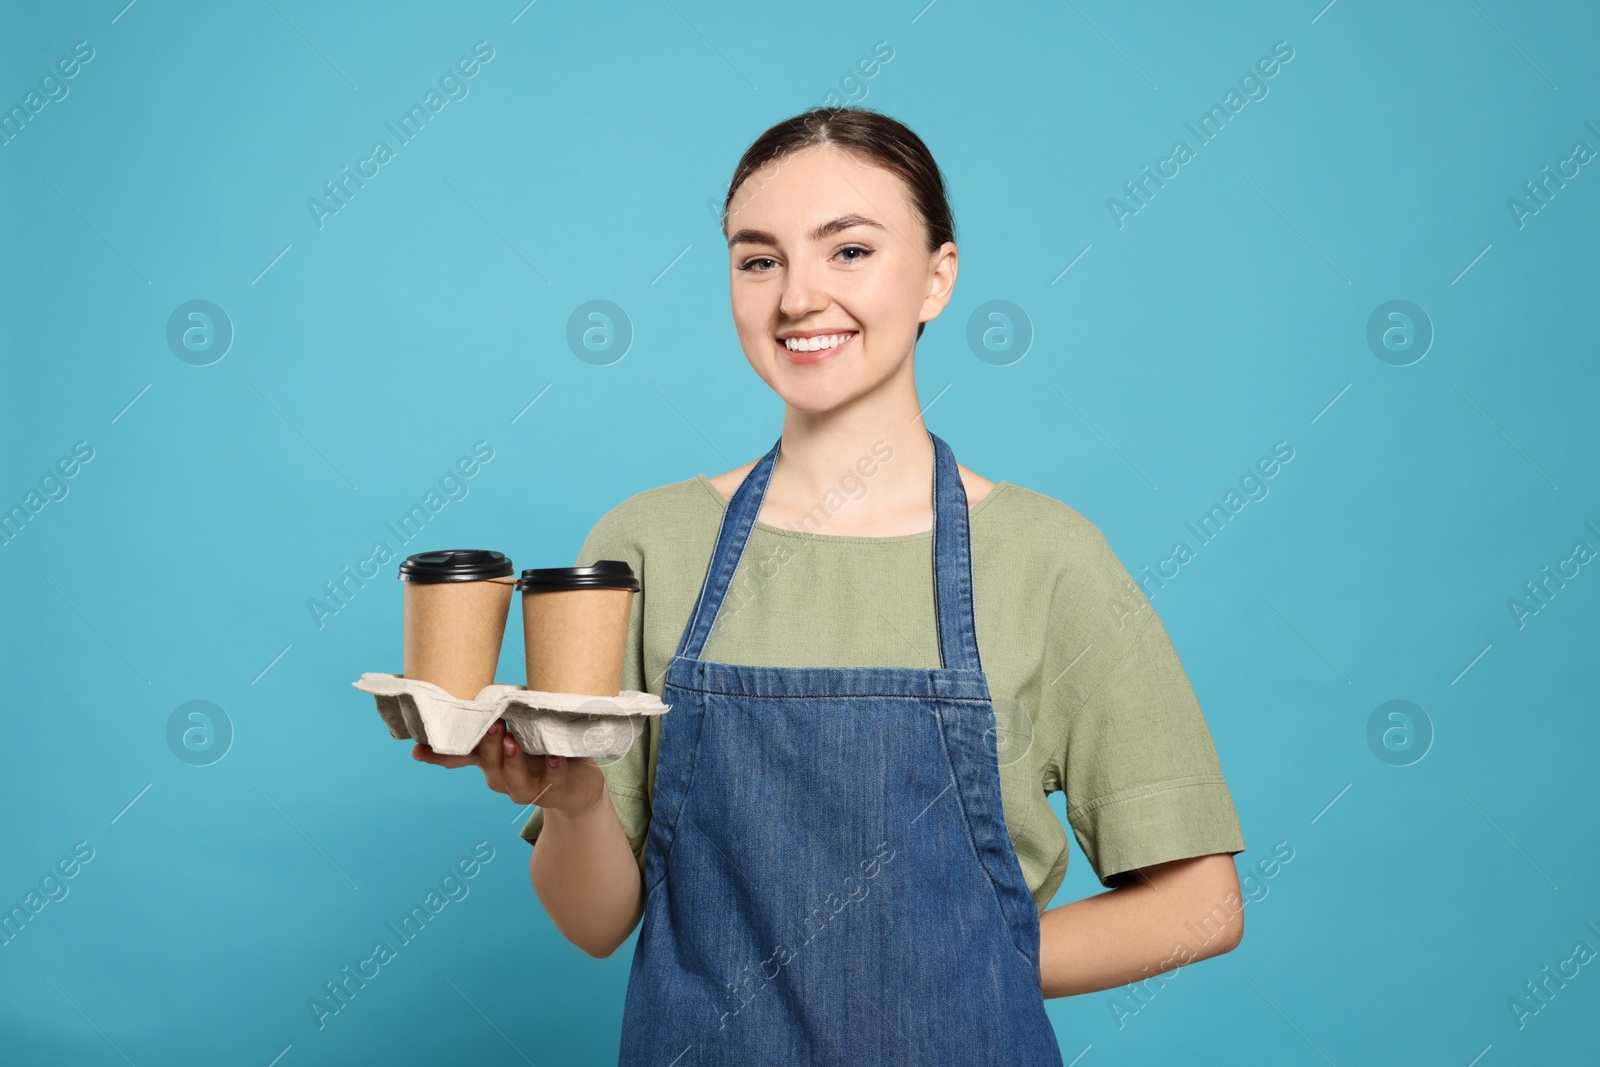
(618, 430), (1064, 1066)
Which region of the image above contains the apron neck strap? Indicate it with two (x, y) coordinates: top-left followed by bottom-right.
(675, 429), (982, 672)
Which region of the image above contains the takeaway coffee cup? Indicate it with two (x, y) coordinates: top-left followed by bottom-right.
(398, 550), (516, 700)
(517, 561), (639, 696)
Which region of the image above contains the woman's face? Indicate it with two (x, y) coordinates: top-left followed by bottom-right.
(725, 144), (957, 414)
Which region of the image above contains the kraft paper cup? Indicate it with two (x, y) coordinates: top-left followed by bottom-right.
(517, 561), (639, 696)
(399, 550), (516, 701)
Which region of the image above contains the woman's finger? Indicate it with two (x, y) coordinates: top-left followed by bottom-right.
(412, 743), (480, 770)
(498, 730), (545, 805)
(541, 753), (568, 801)
(476, 719), (508, 793)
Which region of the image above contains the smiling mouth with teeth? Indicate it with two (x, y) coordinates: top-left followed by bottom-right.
(777, 331), (857, 364)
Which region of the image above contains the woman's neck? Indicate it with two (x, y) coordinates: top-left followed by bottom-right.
(709, 380), (993, 538)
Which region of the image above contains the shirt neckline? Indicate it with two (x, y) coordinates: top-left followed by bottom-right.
(694, 473), (1011, 544)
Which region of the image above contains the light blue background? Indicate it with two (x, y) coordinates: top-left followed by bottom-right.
(3, 0), (1598, 1063)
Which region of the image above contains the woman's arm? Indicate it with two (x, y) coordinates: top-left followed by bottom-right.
(530, 773), (645, 959)
(414, 724), (644, 958)
(1037, 852), (1244, 999)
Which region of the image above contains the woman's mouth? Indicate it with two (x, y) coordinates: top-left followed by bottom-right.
(776, 331), (857, 366)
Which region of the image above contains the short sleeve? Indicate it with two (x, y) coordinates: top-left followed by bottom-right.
(1050, 548), (1246, 889)
(519, 507), (653, 871)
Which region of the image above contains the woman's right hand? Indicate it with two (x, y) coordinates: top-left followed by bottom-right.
(412, 719), (608, 814)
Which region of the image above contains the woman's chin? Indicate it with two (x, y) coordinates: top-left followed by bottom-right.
(771, 380), (854, 415)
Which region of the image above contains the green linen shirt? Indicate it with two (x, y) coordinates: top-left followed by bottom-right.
(520, 472), (1247, 915)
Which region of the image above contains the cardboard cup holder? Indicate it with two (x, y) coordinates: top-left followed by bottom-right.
(353, 673), (668, 759)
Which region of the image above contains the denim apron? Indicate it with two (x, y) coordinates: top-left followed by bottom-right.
(618, 430), (1064, 1066)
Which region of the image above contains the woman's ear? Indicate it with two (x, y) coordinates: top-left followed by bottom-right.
(919, 241), (959, 326)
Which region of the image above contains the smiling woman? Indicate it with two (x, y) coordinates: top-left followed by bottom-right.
(421, 104), (1247, 1066)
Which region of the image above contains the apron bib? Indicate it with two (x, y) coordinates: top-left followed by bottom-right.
(618, 430), (1064, 1066)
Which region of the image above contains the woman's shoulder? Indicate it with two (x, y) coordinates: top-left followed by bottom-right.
(980, 481), (1140, 606)
(983, 479), (1111, 551)
(577, 476), (718, 556)
(597, 475), (706, 517)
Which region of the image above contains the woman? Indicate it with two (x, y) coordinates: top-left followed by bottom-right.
(416, 107), (1248, 1063)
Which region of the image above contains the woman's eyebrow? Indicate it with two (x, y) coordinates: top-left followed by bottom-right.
(727, 214), (885, 249)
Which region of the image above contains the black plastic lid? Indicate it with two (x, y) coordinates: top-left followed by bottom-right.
(397, 549), (513, 583)
(517, 560), (639, 593)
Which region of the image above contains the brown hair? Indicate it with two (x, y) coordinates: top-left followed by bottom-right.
(723, 106), (956, 341)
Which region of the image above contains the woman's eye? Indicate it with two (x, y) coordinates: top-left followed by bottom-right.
(837, 245), (873, 263)
(739, 257), (778, 272)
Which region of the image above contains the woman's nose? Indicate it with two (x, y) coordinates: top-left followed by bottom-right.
(778, 262), (828, 319)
